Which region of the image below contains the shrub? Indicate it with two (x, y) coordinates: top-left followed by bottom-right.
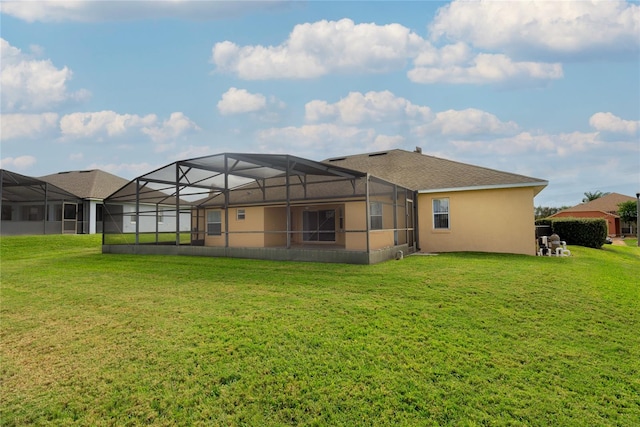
(547, 218), (608, 248)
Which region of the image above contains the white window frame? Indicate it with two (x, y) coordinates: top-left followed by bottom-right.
(207, 210), (222, 236)
(236, 208), (246, 221)
(433, 198), (450, 230)
(370, 201), (383, 230)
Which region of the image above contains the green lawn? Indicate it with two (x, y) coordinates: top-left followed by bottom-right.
(1, 235), (639, 426)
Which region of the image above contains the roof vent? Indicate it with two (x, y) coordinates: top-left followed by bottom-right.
(415, 146), (422, 154)
(328, 157), (346, 162)
(368, 152), (388, 157)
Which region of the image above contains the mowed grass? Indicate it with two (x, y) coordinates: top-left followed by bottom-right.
(1, 235), (639, 426)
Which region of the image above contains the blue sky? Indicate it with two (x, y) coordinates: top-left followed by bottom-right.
(1, 0), (638, 207)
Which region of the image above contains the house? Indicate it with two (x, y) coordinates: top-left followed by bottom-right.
(549, 192), (636, 236)
(324, 149), (547, 255)
(102, 150), (547, 264)
(38, 169), (131, 234)
(1, 169), (82, 235)
(0, 168), (164, 236)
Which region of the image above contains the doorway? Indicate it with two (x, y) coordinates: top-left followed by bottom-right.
(302, 209), (336, 242)
(62, 202), (77, 234)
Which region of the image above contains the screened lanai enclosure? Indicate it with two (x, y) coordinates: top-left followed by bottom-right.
(103, 153), (416, 264)
(1, 169), (83, 235)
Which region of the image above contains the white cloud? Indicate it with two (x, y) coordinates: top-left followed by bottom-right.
(371, 134), (405, 151)
(430, 0), (640, 57)
(0, 1), (289, 23)
(0, 38), (90, 112)
(256, 123), (379, 157)
(85, 162), (155, 180)
(415, 108), (519, 136)
(1, 155), (36, 170)
(305, 90), (432, 125)
(305, 91), (518, 139)
(589, 112), (639, 134)
(212, 18), (425, 79)
(141, 112), (200, 142)
(0, 113), (59, 141)
(59, 111), (157, 139)
(217, 88), (267, 115)
(58, 111), (199, 146)
(450, 131), (602, 157)
(409, 53), (563, 84)
(172, 145), (216, 161)
(212, 18), (564, 86)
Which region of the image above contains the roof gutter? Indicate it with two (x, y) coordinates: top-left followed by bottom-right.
(417, 181), (549, 196)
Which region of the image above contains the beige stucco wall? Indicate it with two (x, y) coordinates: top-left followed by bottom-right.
(369, 230), (395, 250)
(264, 207), (287, 247)
(344, 201), (367, 251)
(228, 206), (266, 248)
(417, 187), (537, 255)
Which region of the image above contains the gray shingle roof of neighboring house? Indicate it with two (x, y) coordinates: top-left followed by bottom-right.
(552, 193), (635, 216)
(39, 170), (129, 200)
(323, 149), (548, 194)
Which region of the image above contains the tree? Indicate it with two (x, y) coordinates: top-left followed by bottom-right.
(618, 200), (638, 224)
(582, 191), (610, 203)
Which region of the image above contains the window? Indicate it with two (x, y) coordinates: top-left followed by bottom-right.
(237, 209), (245, 220)
(157, 208), (164, 224)
(370, 202), (383, 230)
(207, 210), (222, 236)
(433, 198), (449, 229)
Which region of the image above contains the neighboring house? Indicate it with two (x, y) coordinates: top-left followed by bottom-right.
(549, 192), (636, 236)
(39, 170), (131, 234)
(1, 168), (172, 236)
(103, 150), (547, 264)
(1, 169), (82, 235)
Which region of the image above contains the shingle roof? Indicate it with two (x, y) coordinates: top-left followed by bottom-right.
(39, 170), (129, 200)
(323, 149), (547, 194)
(1, 169), (80, 202)
(553, 193), (635, 215)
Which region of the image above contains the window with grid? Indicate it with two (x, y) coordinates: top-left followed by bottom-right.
(433, 198), (449, 229)
(207, 210), (222, 236)
(370, 202), (383, 230)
